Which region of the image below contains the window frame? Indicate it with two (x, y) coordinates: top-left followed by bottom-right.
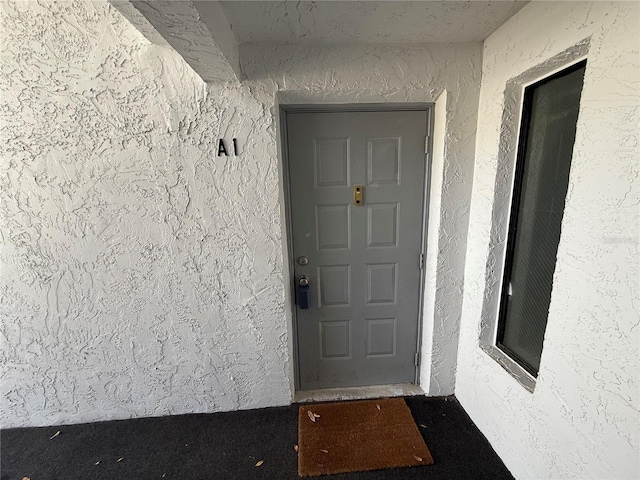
(477, 40), (590, 393)
(495, 59), (588, 378)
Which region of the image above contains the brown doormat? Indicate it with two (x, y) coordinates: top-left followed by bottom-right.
(298, 397), (434, 477)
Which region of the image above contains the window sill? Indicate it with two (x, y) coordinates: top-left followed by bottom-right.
(481, 345), (536, 393)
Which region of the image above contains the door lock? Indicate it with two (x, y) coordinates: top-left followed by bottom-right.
(297, 275), (310, 309)
(297, 255), (309, 266)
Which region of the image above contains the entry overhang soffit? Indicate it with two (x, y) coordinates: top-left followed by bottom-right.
(110, 1), (529, 85)
(109, 0), (244, 83)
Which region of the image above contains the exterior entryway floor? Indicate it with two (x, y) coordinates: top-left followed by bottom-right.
(1, 396), (514, 480)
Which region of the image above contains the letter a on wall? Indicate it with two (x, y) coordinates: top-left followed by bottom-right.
(218, 139), (228, 156)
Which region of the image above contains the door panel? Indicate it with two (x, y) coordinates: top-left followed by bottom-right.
(287, 110), (428, 390)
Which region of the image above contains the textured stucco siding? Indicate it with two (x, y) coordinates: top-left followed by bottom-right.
(1, 0), (481, 427)
(0, 0), (291, 427)
(457, 2), (639, 479)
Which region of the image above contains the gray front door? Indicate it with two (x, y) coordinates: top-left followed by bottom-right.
(286, 109), (429, 390)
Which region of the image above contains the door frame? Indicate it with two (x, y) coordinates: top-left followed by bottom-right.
(279, 103), (435, 391)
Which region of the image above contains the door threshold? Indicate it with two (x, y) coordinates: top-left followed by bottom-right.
(294, 383), (424, 404)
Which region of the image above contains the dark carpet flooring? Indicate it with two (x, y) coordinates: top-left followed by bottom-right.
(1, 396), (513, 480)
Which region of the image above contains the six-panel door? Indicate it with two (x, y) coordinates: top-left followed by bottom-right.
(287, 110), (428, 390)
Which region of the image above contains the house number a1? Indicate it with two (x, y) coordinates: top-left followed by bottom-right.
(218, 138), (239, 156)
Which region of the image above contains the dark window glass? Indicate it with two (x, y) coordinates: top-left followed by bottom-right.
(497, 61), (587, 376)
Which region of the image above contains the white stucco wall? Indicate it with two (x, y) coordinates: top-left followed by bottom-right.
(420, 90), (449, 394)
(1, 0), (293, 427)
(1, 0), (480, 427)
(457, 2), (639, 479)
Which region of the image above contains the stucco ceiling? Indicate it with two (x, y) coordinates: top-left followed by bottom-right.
(215, 1), (529, 44)
(112, 0), (530, 82)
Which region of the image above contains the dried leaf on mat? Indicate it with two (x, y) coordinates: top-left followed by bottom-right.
(294, 445), (299, 452)
(307, 410), (321, 422)
(413, 455), (423, 462)
(49, 431), (60, 440)
(22, 477), (30, 480)
(320, 449), (328, 453)
(95, 461), (101, 465)
(419, 424), (427, 428)
(376, 404), (381, 410)
(116, 457), (124, 463)
(255, 460), (264, 467)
